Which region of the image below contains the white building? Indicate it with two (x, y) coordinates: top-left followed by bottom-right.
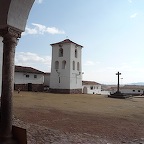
(82, 81), (102, 94)
(110, 85), (144, 95)
(0, 37), (3, 95)
(50, 39), (83, 94)
(14, 65), (44, 91)
(44, 72), (50, 86)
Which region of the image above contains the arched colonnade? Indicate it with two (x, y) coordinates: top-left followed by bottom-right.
(0, 1), (35, 143)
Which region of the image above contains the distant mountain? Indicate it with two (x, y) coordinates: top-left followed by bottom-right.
(128, 82), (144, 85)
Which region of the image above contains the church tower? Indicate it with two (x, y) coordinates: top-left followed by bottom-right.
(50, 39), (83, 94)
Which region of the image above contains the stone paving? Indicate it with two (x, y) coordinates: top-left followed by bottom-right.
(13, 117), (144, 144)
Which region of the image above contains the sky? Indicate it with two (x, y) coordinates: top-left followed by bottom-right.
(15, 0), (144, 84)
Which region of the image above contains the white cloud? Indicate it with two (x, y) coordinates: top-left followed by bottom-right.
(84, 60), (96, 66)
(15, 52), (51, 72)
(22, 23), (65, 35)
(128, 0), (132, 3)
(130, 13), (138, 18)
(36, 0), (43, 4)
(24, 27), (37, 35)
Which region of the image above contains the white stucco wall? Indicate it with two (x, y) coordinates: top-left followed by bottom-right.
(14, 72), (44, 84)
(122, 89), (143, 95)
(70, 43), (82, 89)
(44, 73), (50, 86)
(50, 43), (70, 89)
(0, 37), (3, 95)
(82, 84), (102, 94)
(100, 90), (110, 95)
(110, 87), (143, 95)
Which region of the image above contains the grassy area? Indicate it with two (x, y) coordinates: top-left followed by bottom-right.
(13, 91), (144, 119)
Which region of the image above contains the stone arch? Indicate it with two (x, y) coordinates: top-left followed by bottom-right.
(73, 61), (75, 70)
(83, 86), (88, 94)
(75, 49), (77, 58)
(62, 60), (66, 69)
(55, 61), (59, 69)
(59, 48), (63, 57)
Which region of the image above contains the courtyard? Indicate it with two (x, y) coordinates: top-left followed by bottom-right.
(13, 91), (144, 143)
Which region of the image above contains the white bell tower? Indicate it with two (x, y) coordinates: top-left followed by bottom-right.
(50, 39), (83, 94)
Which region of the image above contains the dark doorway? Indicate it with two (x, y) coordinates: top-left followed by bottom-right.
(28, 83), (32, 91)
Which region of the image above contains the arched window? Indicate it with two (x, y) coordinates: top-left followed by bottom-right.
(73, 61), (75, 70)
(55, 61), (59, 69)
(77, 62), (80, 71)
(59, 48), (63, 57)
(75, 49), (77, 58)
(62, 60), (66, 69)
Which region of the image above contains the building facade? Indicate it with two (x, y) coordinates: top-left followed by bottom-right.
(14, 66), (44, 92)
(82, 81), (102, 94)
(110, 85), (144, 95)
(50, 39), (83, 94)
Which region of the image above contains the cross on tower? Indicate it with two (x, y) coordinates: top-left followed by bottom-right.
(116, 71), (121, 92)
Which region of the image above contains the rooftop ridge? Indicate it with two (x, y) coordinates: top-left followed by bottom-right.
(50, 39), (83, 47)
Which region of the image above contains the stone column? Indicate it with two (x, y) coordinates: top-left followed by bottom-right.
(0, 27), (21, 143)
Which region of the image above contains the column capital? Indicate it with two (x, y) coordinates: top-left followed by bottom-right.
(0, 26), (22, 46)
(0, 26), (22, 39)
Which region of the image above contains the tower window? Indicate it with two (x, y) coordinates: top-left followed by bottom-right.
(90, 86), (93, 90)
(34, 75), (37, 78)
(77, 62), (80, 71)
(55, 61), (59, 69)
(59, 77), (60, 83)
(75, 49), (77, 58)
(26, 75), (29, 78)
(73, 61), (75, 70)
(62, 60), (66, 69)
(59, 48), (63, 57)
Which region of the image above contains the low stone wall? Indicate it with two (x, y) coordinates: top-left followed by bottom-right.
(49, 88), (82, 94)
(32, 84), (44, 92)
(14, 84), (27, 91)
(14, 84), (44, 92)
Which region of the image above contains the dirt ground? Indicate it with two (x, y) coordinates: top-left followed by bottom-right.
(13, 91), (144, 143)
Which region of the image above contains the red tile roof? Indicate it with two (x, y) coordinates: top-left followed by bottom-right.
(82, 81), (100, 85)
(44, 72), (50, 75)
(50, 39), (83, 47)
(15, 66), (44, 74)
